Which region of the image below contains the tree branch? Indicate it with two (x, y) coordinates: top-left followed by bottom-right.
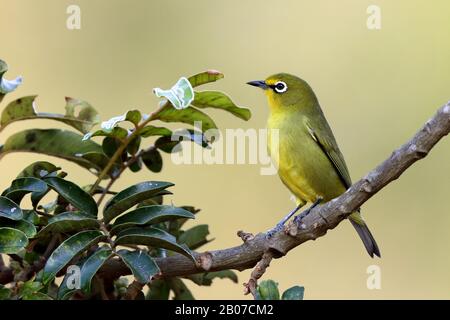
(99, 102), (450, 287)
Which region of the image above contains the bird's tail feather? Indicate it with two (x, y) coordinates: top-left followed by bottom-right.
(349, 215), (380, 258)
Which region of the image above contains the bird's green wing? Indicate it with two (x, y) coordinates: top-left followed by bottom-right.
(304, 117), (352, 189)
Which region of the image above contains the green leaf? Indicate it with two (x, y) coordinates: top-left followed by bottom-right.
(64, 97), (100, 133)
(2, 177), (48, 205)
(127, 135), (141, 155)
(256, 280), (280, 300)
(42, 230), (104, 284)
(171, 278), (195, 300)
(115, 227), (195, 262)
(154, 136), (181, 154)
(125, 110), (142, 126)
(16, 161), (59, 179)
(83, 127), (128, 141)
(146, 279), (170, 300)
(186, 270), (238, 286)
(0, 96), (99, 134)
(37, 212), (99, 237)
(18, 280), (43, 298)
(97, 109), (141, 136)
(282, 286), (305, 300)
(0, 218), (36, 238)
(80, 152), (120, 177)
(140, 125), (172, 138)
(0, 196), (22, 220)
(103, 181), (174, 223)
(136, 190), (173, 208)
(154, 105), (217, 132)
(111, 205), (195, 234)
(116, 249), (160, 284)
(0, 285), (11, 300)
(178, 225), (211, 250)
(129, 157), (143, 173)
(142, 148), (163, 172)
(0, 227), (28, 253)
(0, 129), (103, 174)
(22, 292), (53, 300)
(102, 137), (128, 165)
(23, 210), (40, 225)
(188, 70), (224, 88)
(43, 177), (98, 217)
(80, 247), (113, 293)
(192, 91), (251, 121)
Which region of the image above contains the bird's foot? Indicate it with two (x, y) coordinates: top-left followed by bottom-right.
(293, 211), (308, 227)
(265, 223), (285, 239)
(293, 198), (323, 226)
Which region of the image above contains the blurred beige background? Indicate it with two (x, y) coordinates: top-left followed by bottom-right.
(1, 0), (449, 299)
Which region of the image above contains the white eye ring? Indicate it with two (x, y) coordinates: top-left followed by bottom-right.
(274, 81), (288, 93)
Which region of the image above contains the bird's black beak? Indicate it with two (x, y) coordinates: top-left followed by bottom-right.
(246, 80), (269, 90)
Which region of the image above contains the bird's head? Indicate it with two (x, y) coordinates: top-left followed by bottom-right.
(247, 73), (318, 112)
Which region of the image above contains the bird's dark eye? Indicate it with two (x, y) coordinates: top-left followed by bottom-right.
(273, 81), (288, 93)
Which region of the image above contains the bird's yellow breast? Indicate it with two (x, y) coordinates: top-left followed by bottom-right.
(267, 111), (346, 203)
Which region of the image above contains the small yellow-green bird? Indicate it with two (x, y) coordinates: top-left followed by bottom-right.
(248, 73), (380, 258)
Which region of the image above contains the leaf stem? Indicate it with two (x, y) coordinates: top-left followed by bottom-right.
(89, 104), (165, 196)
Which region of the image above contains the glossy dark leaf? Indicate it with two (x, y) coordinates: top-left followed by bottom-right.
(102, 136), (122, 159)
(178, 225), (211, 250)
(111, 205), (195, 234)
(0, 227), (28, 253)
(80, 247), (113, 293)
(16, 161), (59, 179)
(146, 279), (170, 300)
(103, 181), (173, 223)
(142, 148), (163, 172)
(2, 177), (47, 205)
(0, 218), (37, 238)
(129, 157), (143, 173)
(154, 136), (181, 154)
(0, 196), (22, 220)
(127, 136), (141, 155)
(171, 278), (195, 300)
(37, 212), (99, 237)
(185, 270), (238, 286)
(116, 249), (160, 284)
(80, 152), (119, 177)
(43, 177), (98, 217)
(115, 227), (195, 262)
(136, 190), (173, 208)
(281, 286), (305, 300)
(42, 230), (104, 284)
(0, 129), (103, 173)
